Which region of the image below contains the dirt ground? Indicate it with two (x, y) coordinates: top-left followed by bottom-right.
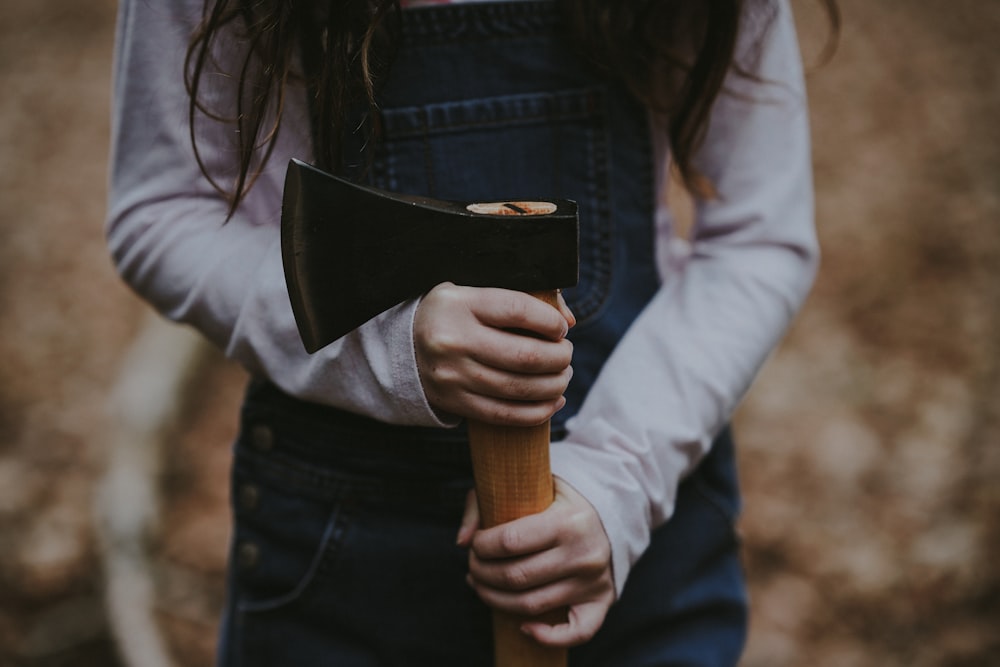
(0, 1), (997, 665)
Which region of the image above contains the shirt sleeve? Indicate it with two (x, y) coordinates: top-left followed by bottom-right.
(550, 0), (819, 595)
(106, 0), (449, 426)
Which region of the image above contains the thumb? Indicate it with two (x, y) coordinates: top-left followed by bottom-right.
(456, 489), (480, 546)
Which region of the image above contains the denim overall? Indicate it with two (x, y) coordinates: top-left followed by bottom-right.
(220, 3), (747, 665)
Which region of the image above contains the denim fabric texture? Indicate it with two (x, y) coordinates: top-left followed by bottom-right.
(342, 0), (662, 429)
(219, 2), (747, 665)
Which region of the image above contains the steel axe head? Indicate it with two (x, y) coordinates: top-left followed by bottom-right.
(280, 159), (580, 353)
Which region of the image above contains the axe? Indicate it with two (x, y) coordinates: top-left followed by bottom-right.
(280, 159), (578, 667)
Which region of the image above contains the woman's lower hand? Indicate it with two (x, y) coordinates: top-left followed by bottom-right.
(456, 478), (615, 648)
(414, 282), (575, 426)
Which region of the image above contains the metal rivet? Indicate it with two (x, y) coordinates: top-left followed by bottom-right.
(249, 424), (274, 452)
(237, 541), (259, 570)
(239, 484), (260, 511)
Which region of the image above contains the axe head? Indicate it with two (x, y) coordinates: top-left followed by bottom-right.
(281, 159), (580, 353)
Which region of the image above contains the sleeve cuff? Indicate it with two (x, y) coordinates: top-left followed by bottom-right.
(550, 440), (663, 598)
(388, 298), (461, 428)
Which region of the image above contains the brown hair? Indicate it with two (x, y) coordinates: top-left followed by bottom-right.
(185, 0), (839, 214)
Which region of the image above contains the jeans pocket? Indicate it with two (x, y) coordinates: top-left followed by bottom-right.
(226, 457), (358, 666)
(225, 457), (492, 666)
(230, 466), (349, 615)
(372, 88), (614, 324)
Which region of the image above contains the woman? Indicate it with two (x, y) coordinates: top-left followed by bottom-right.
(107, 0), (835, 664)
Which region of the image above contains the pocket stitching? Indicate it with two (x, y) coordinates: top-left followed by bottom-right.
(236, 502), (347, 614)
(373, 87), (614, 325)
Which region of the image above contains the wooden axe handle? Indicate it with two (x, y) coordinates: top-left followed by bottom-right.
(467, 289), (568, 667)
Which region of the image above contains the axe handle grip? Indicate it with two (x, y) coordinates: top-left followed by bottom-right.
(467, 289), (568, 667)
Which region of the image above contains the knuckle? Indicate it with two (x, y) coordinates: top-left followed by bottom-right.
(422, 329), (458, 357)
(513, 344), (542, 369)
(519, 592), (551, 618)
(581, 551), (610, 577)
(502, 293), (532, 324)
(501, 564), (531, 590)
(564, 508), (592, 535)
(434, 281), (462, 300)
(431, 364), (461, 389)
(503, 377), (531, 401)
(497, 527), (522, 555)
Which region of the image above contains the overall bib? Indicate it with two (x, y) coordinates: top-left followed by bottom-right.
(220, 3), (747, 665)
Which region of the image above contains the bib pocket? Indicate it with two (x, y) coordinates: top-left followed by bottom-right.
(372, 87), (614, 324)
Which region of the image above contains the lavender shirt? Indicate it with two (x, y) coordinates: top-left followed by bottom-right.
(107, 0), (817, 594)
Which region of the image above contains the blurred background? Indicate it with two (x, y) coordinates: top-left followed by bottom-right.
(1, 0), (997, 665)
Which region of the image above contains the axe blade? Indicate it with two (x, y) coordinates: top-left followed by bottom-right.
(280, 159), (580, 353)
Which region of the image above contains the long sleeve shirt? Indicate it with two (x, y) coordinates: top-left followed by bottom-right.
(107, 0), (818, 595)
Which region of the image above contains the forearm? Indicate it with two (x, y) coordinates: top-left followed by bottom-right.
(552, 0), (817, 594)
(107, 0), (447, 426)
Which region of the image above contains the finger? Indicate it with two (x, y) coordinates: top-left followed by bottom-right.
(468, 545), (571, 592)
(521, 601), (610, 648)
(463, 362), (573, 404)
(419, 346), (569, 410)
(468, 574), (585, 619)
(425, 375), (567, 425)
(470, 509), (561, 560)
(455, 394), (568, 428)
(469, 530), (611, 599)
(470, 288), (570, 341)
(470, 327), (574, 375)
(470, 478), (612, 561)
(456, 489), (479, 547)
(420, 317), (572, 377)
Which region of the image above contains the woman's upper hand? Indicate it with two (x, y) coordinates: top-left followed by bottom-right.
(414, 282), (575, 426)
(456, 478), (615, 648)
